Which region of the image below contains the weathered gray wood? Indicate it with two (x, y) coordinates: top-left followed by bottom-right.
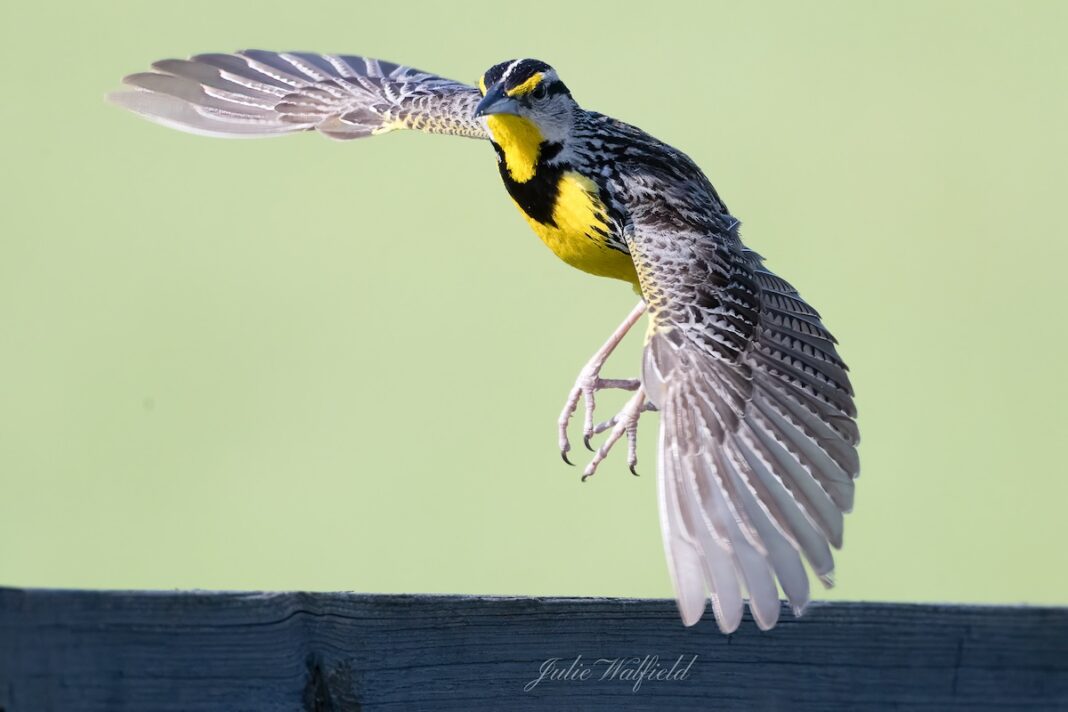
(1, 588), (1065, 711)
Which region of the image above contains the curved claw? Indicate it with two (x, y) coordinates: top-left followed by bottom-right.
(579, 387), (648, 482)
(555, 301), (647, 473)
(561, 450), (574, 466)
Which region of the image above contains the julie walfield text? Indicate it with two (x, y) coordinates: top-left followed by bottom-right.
(523, 654), (698, 693)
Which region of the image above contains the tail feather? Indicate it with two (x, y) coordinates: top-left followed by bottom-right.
(658, 399), (720, 627)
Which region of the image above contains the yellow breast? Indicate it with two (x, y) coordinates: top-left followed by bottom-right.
(518, 172), (638, 284)
(484, 114), (638, 285)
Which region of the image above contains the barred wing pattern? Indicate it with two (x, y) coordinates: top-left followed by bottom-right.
(630, 218), (860, 633)
(108, 50), (488, 141)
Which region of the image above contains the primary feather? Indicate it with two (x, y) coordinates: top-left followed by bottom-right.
(109, 50), (487, 140)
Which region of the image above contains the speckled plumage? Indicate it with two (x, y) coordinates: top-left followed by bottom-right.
(110, 51), (860, 634)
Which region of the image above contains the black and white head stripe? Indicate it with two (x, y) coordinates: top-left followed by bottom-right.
(479, 58), (570, 98)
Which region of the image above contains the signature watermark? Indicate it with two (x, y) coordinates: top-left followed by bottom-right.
(523, 654), (697, 693)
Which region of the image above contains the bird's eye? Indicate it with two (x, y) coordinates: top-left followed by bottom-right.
(531, 83), (548, 100)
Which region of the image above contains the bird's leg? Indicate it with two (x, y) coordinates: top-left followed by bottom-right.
(558, 300), (647, 464)
(582, 386), (652, 481)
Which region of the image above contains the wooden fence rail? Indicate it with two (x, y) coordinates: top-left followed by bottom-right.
(1, 588), (1066, 710)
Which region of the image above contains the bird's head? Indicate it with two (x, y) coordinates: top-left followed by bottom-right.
(475, 59), (576, 147)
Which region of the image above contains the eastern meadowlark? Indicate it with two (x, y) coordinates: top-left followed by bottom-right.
(110, 52), (860, 633)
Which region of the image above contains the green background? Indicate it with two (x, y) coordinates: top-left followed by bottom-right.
(2, 1), (1065, 608)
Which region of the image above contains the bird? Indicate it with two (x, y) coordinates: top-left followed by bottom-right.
(109, 51), (860, 634)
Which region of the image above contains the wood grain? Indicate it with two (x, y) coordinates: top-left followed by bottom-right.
(1, 589), (1065, 711)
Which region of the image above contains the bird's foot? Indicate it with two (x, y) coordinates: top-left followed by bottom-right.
(581, 386), (655, 481)
(557, 301), (647, 466)
(558, 371), (641, 465)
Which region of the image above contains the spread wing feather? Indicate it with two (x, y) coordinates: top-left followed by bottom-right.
(108, 50), (488, 141)
(631, 219), (859, 633)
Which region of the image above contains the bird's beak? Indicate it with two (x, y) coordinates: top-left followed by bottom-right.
(475, 84), (521, 118)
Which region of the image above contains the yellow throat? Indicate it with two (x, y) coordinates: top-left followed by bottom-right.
(486, 114), (543, 183)
(484, 115), (639, 285)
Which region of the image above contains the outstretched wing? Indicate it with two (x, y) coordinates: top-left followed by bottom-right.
(629, 215), (860, 633)
(108, 50), (487, 141)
